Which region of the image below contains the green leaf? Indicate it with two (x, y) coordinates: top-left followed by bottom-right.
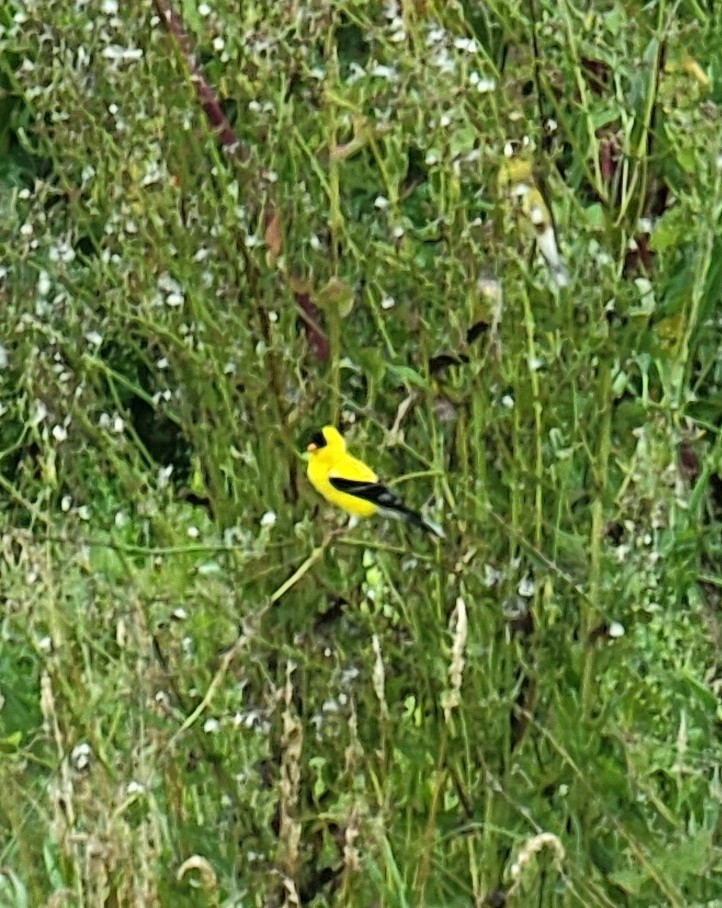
(607, 866), (646, 895)
(583, 203), (606, 229)
(355, 347), (387, 385)
(0, 871), (29, 908)
(650, 207), (687, 253)
(387, 364), (428, 389)
(0, 731), (22, 752)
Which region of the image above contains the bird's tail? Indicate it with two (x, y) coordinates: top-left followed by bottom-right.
(396, 505), (446, 539)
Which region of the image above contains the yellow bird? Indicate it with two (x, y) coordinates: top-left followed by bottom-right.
(306, 426), (444, 537)
(498, 156), (569, 288)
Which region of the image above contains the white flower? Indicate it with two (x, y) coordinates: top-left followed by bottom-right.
(430, 48), (455, 74)
(141, 163), (164, 187)
(158, 273), (182, 295)
(31, 400), (48, 426)
(518, 576), (535, 597)
(346, 62), (366, 85)
(71, 742), (92, 770)
(453, 36), (478, 53)
(475, 77), (496, 93)
(369, 63), (397, 81)
(101, 45), (143, 62)
(157, 465), (174, 488)
(260, 510), (277, 527)
(426, 27), (447, 45)
(48, 241), (75, 263)
(383, 0), (399, 18)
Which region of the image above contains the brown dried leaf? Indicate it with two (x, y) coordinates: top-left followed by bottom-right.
(264, 211), (282, 263)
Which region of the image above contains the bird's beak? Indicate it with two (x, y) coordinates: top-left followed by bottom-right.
(306, 442), (318, 452)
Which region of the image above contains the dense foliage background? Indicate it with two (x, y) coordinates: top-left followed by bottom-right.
(2, 0), (722, 905)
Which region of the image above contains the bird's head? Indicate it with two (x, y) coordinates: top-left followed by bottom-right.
(498, 155), (534, 192)
(306, 425), (346, 458)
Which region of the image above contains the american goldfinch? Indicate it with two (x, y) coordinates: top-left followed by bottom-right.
(306, 426), (443, 537)
(498, 155), (569, 288)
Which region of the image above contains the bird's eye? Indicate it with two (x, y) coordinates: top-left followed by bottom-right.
(308, 431), (327, 449)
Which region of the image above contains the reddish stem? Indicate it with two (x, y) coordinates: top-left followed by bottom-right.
(153, 0), (240, 150)
(152, 0), (328, 361)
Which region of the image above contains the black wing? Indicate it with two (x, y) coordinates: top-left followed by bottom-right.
(329, 477), (444, 537)
(328, 477), (403, 509)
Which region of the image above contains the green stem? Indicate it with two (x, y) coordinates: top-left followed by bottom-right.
(582, 361), (612, 710)
(329, 308), (341, 425)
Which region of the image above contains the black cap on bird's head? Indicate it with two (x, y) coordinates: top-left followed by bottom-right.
(306, 429), (328, 452)
(306, 426), (345, 453)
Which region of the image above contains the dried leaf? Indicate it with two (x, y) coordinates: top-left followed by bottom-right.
(264, 211), (282, 263)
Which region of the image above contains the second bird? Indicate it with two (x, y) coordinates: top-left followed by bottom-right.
(306, 426), (443, 538)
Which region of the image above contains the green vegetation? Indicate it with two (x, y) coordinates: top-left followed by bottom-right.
(2, 0), (722, 904)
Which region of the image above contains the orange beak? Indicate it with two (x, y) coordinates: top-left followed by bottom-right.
(306, 442), (318, 452)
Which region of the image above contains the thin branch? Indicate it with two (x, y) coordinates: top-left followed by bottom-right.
(152, 0), (242, 152)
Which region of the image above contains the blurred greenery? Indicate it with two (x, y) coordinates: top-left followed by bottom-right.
(1, 0), (722, 905)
